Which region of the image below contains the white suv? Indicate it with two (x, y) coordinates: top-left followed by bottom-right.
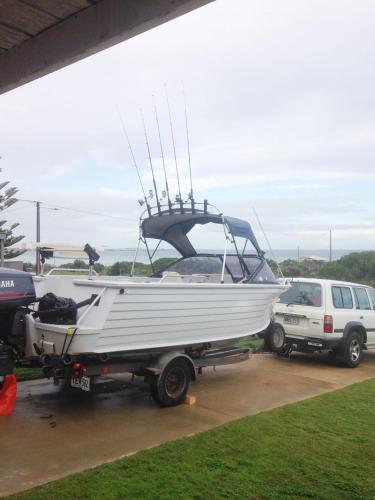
(268, 278), (375, 367)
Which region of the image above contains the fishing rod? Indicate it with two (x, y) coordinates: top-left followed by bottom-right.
(140, 108), (161, 215)
(164, 83), (183, 213)
(182, 81), (194, 213)
(153, 96), (172, 214)
(116, 104), (151, 216)
(252, 207), (284, 280)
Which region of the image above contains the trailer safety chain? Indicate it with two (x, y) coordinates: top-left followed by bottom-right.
(60, 327), (78, 358)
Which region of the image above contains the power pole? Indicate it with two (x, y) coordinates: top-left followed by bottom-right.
(36, 201), (41, 274)
(329, 229), (332, 262)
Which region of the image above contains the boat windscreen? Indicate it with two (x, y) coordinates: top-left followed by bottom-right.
(152, 254), (278, 283)
(155, 255), (224, 276)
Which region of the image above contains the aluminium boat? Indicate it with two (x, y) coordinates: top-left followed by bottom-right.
(25, 200), (286, 359)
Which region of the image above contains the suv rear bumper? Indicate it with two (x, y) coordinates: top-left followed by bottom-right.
(285, 336), (342, 351)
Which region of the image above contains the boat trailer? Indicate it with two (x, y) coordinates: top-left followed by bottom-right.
(39, 345), (251, 407)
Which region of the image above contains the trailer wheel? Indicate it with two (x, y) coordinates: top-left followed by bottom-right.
(150, 357), (191, 407)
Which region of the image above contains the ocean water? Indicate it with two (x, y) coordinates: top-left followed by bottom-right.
(13, 248), (360, 266)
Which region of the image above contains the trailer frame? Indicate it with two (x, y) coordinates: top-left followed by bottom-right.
(41, 345), (251, 407)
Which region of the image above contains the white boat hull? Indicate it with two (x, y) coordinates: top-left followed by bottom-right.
(29, 276), (286, 356)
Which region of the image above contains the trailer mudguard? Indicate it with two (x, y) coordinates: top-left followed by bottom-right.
(148, 352), (196, 382)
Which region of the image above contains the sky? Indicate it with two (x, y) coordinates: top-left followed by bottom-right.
(0, 0), (374, 253)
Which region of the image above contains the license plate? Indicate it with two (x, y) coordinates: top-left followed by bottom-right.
(283, 316), (299, 325)
(71, 375), (90, 392)
(308, 341), (323, 347)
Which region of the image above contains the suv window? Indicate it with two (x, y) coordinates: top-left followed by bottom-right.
(353, 287), (371, 310)
(368, 288), (375, 310)
(332, 286), (353, 309)
(279, 282), (322, 307)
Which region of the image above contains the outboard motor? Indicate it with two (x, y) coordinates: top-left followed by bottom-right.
(38, 293), (77, 325)
(0, 268), (36, 375)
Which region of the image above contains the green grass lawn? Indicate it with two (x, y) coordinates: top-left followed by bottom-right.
(236, 337), (264, 349)
(14, 367), (43, 382)
(10, 378), (375, 499)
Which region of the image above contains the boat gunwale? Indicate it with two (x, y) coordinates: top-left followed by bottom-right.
(69, 279), (287, 290)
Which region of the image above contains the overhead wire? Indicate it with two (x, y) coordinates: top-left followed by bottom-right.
(16, 199), (134, 221)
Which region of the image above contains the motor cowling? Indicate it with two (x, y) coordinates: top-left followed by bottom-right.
(0, 268), (36, 311)
(0, 268), (36, 353)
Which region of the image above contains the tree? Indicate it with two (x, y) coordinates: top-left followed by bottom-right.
(59, 259), (88, 269)
(0, 182), (25, 259)
(153, 257), (178, 273)
(276, 251), (375, 287)
(315, 252), (375, 286)
(108, 261), (150, 276)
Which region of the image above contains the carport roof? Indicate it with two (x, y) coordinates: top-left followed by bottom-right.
(0, 0), (213, 95)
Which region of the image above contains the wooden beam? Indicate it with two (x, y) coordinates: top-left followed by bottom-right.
(0, 0), (213, 95)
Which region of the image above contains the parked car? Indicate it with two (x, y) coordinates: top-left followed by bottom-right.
(265, 278), (375, 367)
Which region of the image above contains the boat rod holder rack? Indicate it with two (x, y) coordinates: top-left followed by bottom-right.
(38, 244), (100, 278)
(84, 244), (100, 280)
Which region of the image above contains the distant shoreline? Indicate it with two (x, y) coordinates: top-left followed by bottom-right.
(8, 248), (368, 266)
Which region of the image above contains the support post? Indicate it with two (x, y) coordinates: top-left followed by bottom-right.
(329, 229), (332, 262)
(36, 201), (41, 275)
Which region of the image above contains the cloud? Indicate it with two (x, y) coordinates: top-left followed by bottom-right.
(0, 0), (374, 251)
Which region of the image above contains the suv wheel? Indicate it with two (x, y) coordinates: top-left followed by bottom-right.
(341, 331), (363, 368)
(264, 323), (286, 353)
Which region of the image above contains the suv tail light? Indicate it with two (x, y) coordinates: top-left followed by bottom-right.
(72, 362), (84, 379)
(324, 315), (333, 333)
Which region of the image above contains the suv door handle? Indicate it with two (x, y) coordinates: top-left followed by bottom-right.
(360, 316), (364, 319)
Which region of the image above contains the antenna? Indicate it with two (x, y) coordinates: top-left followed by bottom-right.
(153, 96), (172, 213)
(252, 207), (284, 280)
(182, 81), (194, 211)
(164, 83), (183, 213)
(116, 104), (151, 216)
(140, 108), (161, 214)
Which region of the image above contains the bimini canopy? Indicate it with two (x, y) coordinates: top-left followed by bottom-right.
(141, 209), (263, 257)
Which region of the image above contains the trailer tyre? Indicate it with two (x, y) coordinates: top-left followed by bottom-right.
(150, 358), (191, 407)
(264, 323), (286, 353)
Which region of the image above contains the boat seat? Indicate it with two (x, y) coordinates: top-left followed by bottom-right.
(182, 274), (209, 283)
(204, 273), (233, 283)
(160, 272), (232, 284)
(160, 272), (210, 283)
(160, 271), (184, 283)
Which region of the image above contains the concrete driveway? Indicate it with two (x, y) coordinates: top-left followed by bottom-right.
(1, 351), (375, 497)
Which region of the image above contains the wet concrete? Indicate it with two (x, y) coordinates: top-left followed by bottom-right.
(1, 351), (375, 496)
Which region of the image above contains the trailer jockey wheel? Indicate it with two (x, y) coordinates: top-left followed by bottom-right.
(150, 358), (191, 407)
